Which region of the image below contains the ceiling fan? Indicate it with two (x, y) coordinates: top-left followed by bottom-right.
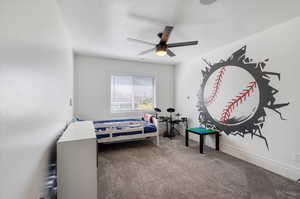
(128, 26), (198, 57)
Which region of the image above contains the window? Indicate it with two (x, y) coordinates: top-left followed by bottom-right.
(111, 75), (155, 113)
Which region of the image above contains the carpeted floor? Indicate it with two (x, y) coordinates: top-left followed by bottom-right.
(98, 136), (300, 199)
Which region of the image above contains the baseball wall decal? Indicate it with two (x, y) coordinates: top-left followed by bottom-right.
(204, 66), (260, 125)
(197, 46), (289, 149)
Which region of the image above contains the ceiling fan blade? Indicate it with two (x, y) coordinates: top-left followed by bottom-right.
(127, 38), (156, 46)
(166, 49), (176, 57)
(167, 41), (198, 48)
(138, 47), (156, 55)
(160, 26), (173, 42)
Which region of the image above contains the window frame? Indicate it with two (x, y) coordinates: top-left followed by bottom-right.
(110, 74), (157, 115)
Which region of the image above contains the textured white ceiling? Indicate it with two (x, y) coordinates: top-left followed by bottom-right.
(57, 0), (300, 65)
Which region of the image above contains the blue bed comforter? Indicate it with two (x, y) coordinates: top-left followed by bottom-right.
(94, 119), (157, 139)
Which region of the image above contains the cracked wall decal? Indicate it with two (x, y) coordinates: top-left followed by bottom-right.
(197, 46), (289, 149)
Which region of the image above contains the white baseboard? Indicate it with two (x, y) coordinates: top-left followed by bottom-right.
(221, 143), (300, 181)
(181, 131), (300, 181)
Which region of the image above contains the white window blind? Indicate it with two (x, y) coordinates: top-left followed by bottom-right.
(111, 75), (155, 113)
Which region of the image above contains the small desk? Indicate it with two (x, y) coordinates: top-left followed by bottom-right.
(57, 121), (98, 199)
(185, 127), (220, 154)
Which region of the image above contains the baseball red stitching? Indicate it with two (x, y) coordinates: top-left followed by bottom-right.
(220, 81), (257, 124)
(207, 66), (226, 104)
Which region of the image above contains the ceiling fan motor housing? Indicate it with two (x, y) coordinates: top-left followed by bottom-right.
(156, 42), (167, 52)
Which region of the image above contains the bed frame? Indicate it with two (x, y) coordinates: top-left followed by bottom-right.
(94, 117), (159, 146)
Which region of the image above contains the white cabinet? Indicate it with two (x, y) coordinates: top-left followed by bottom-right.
(57, 121), (97, 199)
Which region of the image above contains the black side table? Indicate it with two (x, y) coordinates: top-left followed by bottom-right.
(185, 127), (220, 154)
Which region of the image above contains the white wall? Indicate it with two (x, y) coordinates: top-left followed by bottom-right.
(74, 55), (174, 120)
(175, 17), (300, 180)
(0, 1), (73, 199)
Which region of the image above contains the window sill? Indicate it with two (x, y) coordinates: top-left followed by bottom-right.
(110, 111), (155, 117)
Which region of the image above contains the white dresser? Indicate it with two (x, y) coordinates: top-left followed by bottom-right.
(57, 121), (97, 199)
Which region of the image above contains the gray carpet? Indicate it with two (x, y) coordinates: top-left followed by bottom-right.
(98, 136), (300, 199)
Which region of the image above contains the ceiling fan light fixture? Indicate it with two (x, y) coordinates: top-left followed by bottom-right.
(156, 45), (167, 56)
(156, 49), (167, 56)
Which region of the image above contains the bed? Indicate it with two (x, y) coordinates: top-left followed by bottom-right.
(94, 114), (159, 146)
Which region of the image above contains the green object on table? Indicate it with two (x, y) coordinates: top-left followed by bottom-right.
(186, 127), (219, 134)
(185, 127), (220, 154)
